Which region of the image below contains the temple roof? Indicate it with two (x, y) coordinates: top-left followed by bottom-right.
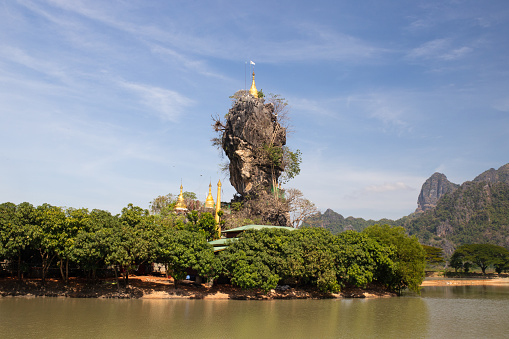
(222, 224), (295, 233)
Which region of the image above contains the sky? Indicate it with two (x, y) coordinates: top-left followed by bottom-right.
(1, 0), (508, 220)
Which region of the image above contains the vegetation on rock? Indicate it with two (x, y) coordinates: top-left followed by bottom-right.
(404, 181), (509, 254)
(212, 92), (311, 227)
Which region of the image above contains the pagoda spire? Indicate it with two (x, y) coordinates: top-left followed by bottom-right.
(204, 182), (215, 209)
(174, 183), (187, 211)
(249, 71), (258, 98)
(215, 180), (222, 226)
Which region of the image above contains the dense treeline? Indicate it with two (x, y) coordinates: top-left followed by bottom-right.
(0, 202), (217, 287)
(0, 202), (426, 294)
(220, 225), (426, 293)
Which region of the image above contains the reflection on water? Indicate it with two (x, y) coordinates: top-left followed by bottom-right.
(421, 284), (509, 299)
(1, 286), (508, 338)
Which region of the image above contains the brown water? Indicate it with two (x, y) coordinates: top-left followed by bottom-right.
(1, 286), (508, 338)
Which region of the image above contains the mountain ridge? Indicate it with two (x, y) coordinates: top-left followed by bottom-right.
(302, 163), (509, 253)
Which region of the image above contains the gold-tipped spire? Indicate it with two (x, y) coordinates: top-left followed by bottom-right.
(204, 182), (215, 209)
(215, 180), (222, 226)
(249, 71), (258, 98)
(174, 184), (187, 211)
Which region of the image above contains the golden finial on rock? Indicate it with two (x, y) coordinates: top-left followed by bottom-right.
(249, 71), (258, 98)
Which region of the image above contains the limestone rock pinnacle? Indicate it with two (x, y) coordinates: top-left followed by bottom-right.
(222, 95), (286, 197)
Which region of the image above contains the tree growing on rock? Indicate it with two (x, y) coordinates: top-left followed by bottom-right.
(212, 92), (302, 226)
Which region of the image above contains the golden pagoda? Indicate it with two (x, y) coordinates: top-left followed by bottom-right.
(204, 182), (215, 209)
(174, 184), (187, 212)
(249, 71), (258, 98)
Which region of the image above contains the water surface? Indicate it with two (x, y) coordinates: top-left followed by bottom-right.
(1, 286), (508, 338)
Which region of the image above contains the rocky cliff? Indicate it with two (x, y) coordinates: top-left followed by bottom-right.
(404, 163), (509, 253)
(405, 180), (509, 254)
(221, 95), (286, 197)
(473, 163), (509, 184)
(301, 163), (509, 253)
(415, 173), (459, 213)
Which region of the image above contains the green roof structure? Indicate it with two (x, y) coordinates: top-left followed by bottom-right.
(221, 224), (295, 234)
(208, 224), (295, 252)
(208, 238), (235, 246)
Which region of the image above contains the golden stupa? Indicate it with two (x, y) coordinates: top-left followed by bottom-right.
(204, 182), (215, 209)
(174, 184), (187, 211)
(249, 71), (258, 98)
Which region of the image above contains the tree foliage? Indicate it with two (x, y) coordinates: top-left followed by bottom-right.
(219, 225), (425, 294)
(1, 202), (428, 295)
(363, 224), (426, 293)
(449, 243), (509, 275)
(156, 228), (218, 285)
(422, 245), (445, 267)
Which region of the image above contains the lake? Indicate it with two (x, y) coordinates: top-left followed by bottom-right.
(1, 285), (508, 338)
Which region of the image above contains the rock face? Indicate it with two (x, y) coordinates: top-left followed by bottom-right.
(406, 180), (509, 254)
(416, 173), (459, 213)
(222, 95), (286, 197)
(473, 163), (509, 184)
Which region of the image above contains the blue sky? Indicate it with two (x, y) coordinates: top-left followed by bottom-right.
(1, 0), (508, 220)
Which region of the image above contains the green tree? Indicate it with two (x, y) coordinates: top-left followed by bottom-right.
(72, 209), (118, 281)
(220, 228), (342, 293)
(106, 204), (156, 287)
(156, 228), (218, 286)
(0, 202), (34, 280)
(450, 244), (509, 275)
(55, 207), (91, 284)
(363, 224), (426, 293)
(422, 245), (445, 267)
(149, 194), (175, 214)
(449, 250), (465, 272)
(181, 211), (218, 240)
(197, 212), (219, 241)
(279, 147), (302, 184)
(286, 228), (340, 293)
(32, 204), (66, 286)
(335, 231), (394, 288)
(220, 229), (285, 292)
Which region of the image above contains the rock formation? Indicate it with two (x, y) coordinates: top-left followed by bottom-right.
(416, 172), (459, 213)
(473, 163), (509, 184)
(221, 95), (286, 197)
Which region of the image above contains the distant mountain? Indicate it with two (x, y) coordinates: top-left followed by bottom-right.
(415, 173), (459, 213)
(405, 163), (509, 254)
(473, 163), (509, 184)
(302, 163), (509, 254)
(301, 208), (402, 234)
(404, 180), (509, 254)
